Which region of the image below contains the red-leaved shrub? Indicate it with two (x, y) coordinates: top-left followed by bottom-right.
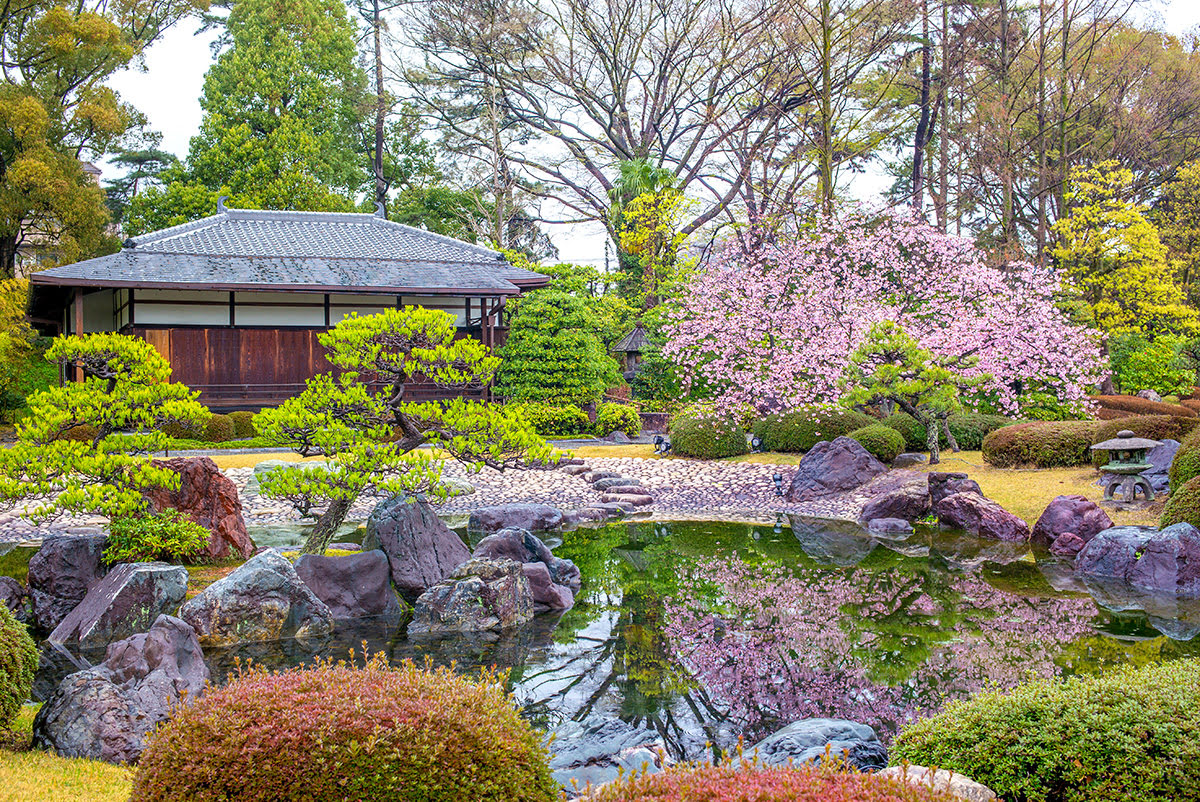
(1090, 395), (1196, 418)
(587, 764), (957, 802)
(131, 656), (557, 802)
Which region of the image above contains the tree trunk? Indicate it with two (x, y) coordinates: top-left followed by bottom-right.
(923, 413), (940, 464)
(818, 0), (835, 214)
(0, 234), (17, 279)
(940, 414), (959, 452)
(301, 497), (354, 555)
(372, 0), (387, 210)
(912, 0), (932, 211)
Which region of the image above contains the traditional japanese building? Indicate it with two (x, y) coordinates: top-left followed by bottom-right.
(27, 201), (549, 408)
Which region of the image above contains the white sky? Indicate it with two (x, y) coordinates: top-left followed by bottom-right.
(107, 0), (1200, 264)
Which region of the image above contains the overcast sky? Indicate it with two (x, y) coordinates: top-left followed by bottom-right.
(108, 0), (1200, 264)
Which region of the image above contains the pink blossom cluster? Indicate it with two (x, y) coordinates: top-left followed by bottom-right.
(663, 209), (1107, 415)
(663, 556), (1098, 742)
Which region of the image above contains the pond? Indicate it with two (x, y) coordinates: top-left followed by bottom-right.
(27, 517), (1200, 764)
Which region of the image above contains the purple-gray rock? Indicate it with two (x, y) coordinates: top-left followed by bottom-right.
(48, 562), (187, 649)
(859, 476), (931, 523)
(786, 437), (887, 502)
(1075, 523), (1200, 596)
(179, 550), (334, 647)
(409, 558), (534, 634)
(26, 534), (108, 633)
(1031, 495), (1112, 548)
(867, 518), (914, 536)
(1049, 532), (1088, 558)
(893, 453), (928, 468)
(32, 615), (208, 764)
(472, 527), (582, 594)
(593, 477), (641, 492)
(740, 718), (887, 771)
(294, 549), (404, 619)
(936, 492), (1030, 541)
(599, 492), (654, 507)
(467, 504), (565, 538)
(522, 562), (575, 611)
(363, 496), (471, 601)
(0, 575), (28, 623)
(928, 472), (983, 507)
(548, 717), (670, 792)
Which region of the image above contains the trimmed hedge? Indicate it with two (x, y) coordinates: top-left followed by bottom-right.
(162, 418), (205, 440)
(1091, 415), (1200, 467)
(1091, 395), (1196, 418)
(981, 420), (1099, 468)
(593, 402), (641, 437)
(881, 412), (927, 451)
(588, 764), (957, 802)
(229, 411), (257, 439)
(203, 413), (236, 443)
(670, 411), (748, 459)
(848, 424), (905, 463)
(1170, 428), (1200, 491)
(512, 402), (591, 437)
(890, 659), (1200, 802)
(0, 604), (37, 729)
(132, 657), (557, 802)
(752, 407), (875, 453)
(881, 412), (1017, 452)
(1161, 475), (1200, 528)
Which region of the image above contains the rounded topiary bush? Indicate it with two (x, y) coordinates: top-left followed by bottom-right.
(0, 605), (37, 729)
(752, 406), (875, 453)
(890, 659), (1200, 802)
(980, 420), (1099, 468)
(1161, 475), (1200, 528)
(1091, 415), (1200, 468)
(588, 764), (956, 802)
(848, 424), (905, 463)
(131, 657), (557, 802)
(1169, 428), (1200, 491)
(513, 402), (591, 437)
(229, 410), (257, 439)
(162, 418), (204, 440)
(1091, 394), (1196, 418)
(670, 410), (748, 459)
(593, 402), (641, 437)
(947, 413), (1019, 451)
(203, 413), (236, 443)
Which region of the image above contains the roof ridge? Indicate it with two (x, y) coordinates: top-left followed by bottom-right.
(224, 208), (379, 224)
(371, 216), (502, 261)
(128, 213), (226, 247)
(125, 249), (502, 266)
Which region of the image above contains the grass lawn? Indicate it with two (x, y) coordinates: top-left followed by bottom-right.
(0, 707), (132, 802)
(207, 451), (326, 470)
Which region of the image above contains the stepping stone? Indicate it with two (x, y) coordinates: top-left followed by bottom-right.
(593, 477), (637, 491)
(599, 493), (653, 508)
(604, 485), (647, 496)
(584, 471), (621, 483)
(562, 465), (590, 476)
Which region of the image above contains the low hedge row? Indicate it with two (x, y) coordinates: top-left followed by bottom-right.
(670, 410), (748, 459)
(512, 402), (591, 437)
(1091, 415), (1200, 467)
(1091, 394), (1196, 418)
(1162, 475), (1200, 528)
(881, 412), (1017, 452)
(890, 659), (1200, 802)
(1170, 428), (1200, 491)
(981, 420), (1100, 468)
(752, 407), (875, 453)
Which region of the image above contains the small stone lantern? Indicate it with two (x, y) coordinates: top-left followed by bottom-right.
(1090, 430), (1161, 503)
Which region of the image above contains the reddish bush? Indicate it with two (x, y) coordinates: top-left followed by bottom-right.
(1096, 407), (1135, 421)
(587, 764), (957, 802)
(1091, 415), (1200, 466)
(131, 657), (557, 802)
(981, 420), (1099, 468)
(1182, 400), (1200, 414)
(1090, 395), (1196, 418)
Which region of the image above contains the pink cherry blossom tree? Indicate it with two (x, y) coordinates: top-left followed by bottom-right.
(663, 209), (1106, 416)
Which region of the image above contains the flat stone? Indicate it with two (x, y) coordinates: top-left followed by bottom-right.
(561, 465), (590, 476)
(593, 477), (638, 491)
(409, 558), (534, 634)
(893, 452), (928, 468)
(467, 504), (565, 538)
(599, 493), (653, 507)
(878, 765), (997, 802)
(48, 562), (187, 649)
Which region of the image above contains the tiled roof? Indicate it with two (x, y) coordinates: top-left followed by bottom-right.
(31, 207), (547, 295)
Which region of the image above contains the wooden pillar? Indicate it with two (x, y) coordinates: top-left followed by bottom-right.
(72, 290), (84, 382)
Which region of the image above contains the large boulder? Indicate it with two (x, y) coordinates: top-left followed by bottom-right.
(1144, 439), (1180, 494)
(48, 562), (187, 649)
(1075, 523), (1200, 596)
(740, 718), (887, 772)
(472, 527), (582, 593)
(936, 492), (1030, 541)
(144, 457), (254, 561)
(878, 765), (997, 802)
(1030, 495), (1112, 552)
(789, 516), (877, 567)
(26, 534), (108, 633)
(32, 615), (208, 764)
(928, 472), (983, 507)
(179, 550), (334, 647)
(467, 504), (565, 539)
(0, 575), (28, 623)
(363, 496), (470, 601)
(859, 475), (931, 523)
(786, 437), (887, 502)
(548, 717), (671, 793)
(294, 550), (404, 619)
(409, 558), (534, 634)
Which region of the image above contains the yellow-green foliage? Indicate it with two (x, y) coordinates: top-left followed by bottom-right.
(1161, 475), (1200, 529)
(0, 334), (209, 523)
(753, 406), (875, 453)
(511, 402), (591, 437)
(0, 606), (37, 729)
(670, 410), (748, 459)
(1169, 428), (1200, 490)
(593, 402), (641, 437)
(848, 424), (904, 463)
(103, 509), (211, 565)
(890, 660), (1200, 802)
(228, 411), (257, 439)
(203, 413), (235, 443)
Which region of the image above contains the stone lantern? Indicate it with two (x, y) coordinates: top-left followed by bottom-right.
(1090, 430), (1161, 503)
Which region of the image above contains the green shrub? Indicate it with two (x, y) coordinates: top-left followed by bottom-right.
(131, 657), (557, 802)
(881, 411), (1017, 452)
(0, 605), (37, 729)
(1110, 333), (1196, 397)
(229, 411), (257, 439)
(593, 402), (641, 437)
(881, 412), (927, 451)
(752, 406), (875, 453)
(1091, 415), (1200, 468)
(103, 510), (210, 565)
(1091, 394), (1196, 418)
(588, 764), (956, 802)
(670, 410), (748, 459)
(162, 418), (205, 439)
(890, 659), (1200, 802)
(512, 402), (591, 437)
(981, 420), (1099, 468)
(1170, 428), (1200, 491)
(203, 413), (235, 443)
(848, 424), (905, 463)
(1161, 475), (1200, 528)
(52, 423), (99, 443)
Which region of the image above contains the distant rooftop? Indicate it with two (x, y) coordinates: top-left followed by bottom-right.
(30, 204), (547, 296)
